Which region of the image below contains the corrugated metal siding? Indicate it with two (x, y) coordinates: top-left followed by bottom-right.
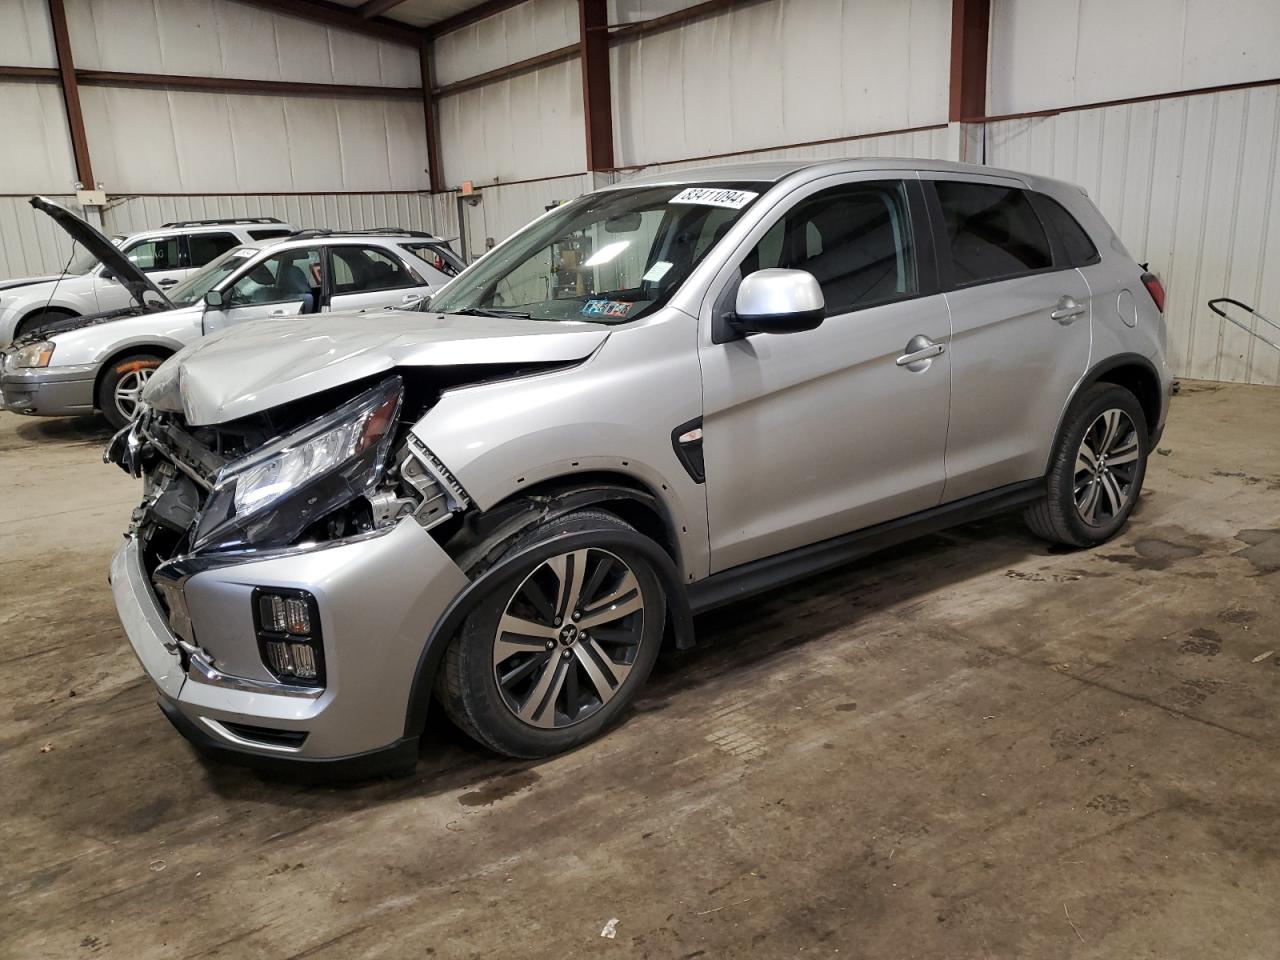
(989, 0), (1280, 115)
(609, 0), (949, 168)
(0, 196), (83, 281)
(984, 85), (1280, 386)
(101, 193), (437, 236)
(431, 174), (595, 261)
(66, 0), (419, 86)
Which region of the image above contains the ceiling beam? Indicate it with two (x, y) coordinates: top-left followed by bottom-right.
(424, 0), (527, 39)
(231, 0), (422, 46)
(357, 0), (407, 17)
(47, 0), (94, 188)
(578, 0), (613, 172)
(948, 0), (990, 122)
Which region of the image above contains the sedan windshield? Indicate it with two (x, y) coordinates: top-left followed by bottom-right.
(429, 183), (766, 324)
(167, 246), (259, 307)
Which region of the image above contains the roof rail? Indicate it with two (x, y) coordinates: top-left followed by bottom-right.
(160, 216), (287, 228)
(287, 227), (443, 240)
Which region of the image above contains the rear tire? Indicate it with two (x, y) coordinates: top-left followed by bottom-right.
(97, 353), (164, 430)
(438, 509), (665, 759)
(1024, 383), (1149, 547)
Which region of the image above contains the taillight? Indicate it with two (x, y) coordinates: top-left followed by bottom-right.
(1141, 272), (1165, 312)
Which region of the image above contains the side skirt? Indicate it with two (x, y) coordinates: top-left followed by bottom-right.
(686, 479), (1045, 615)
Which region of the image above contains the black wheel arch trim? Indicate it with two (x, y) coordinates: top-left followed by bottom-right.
(1048, 352), (1164, 472)
(404, 521), (694, 741)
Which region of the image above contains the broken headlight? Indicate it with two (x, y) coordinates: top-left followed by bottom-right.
(192, 377), (403, 552)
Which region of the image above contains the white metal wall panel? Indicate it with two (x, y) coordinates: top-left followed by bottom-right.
(79, 87), (430, 194)
(100, 193), (438, 238)
(0, 0), (56, 68)
(0, 82), (78, 193)
(610, 0), (949, 168)
(984, 87), (1280, 386)
(433, 0), (578, 86)
(0, 196), (82, 281)
(437, 61), (586, 187)
(607, 0), (707, 24)
(989, 0), (1280, 115)
(66, 0), (419, 86)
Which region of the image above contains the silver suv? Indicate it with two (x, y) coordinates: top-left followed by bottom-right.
(107, 159), (1170, 776)
(0, 212), (296, 347)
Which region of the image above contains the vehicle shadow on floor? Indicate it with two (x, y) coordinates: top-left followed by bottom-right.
(15, 414), (113, 446)
(196, 510), (1098, 809)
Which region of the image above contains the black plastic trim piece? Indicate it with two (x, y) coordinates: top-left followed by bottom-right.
(402, 525), (694, 740)
(686, 479), (1045, 615)
(159, 698), (418, 781)
(671, 416), (705, 484)
(1048, 352), (1165, 462)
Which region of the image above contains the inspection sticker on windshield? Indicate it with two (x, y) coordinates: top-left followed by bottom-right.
(582, 299), (633, 319)
(669, 187), (758, 209)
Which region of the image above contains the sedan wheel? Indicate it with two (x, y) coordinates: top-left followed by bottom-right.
(493, 547), (645, 729)
(113, 367), (155, 423)
(1074, 408), (1140, 526)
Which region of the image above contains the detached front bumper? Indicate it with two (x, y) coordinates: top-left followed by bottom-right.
(110, 516), (470, 774)
(0, 362), (97, 416)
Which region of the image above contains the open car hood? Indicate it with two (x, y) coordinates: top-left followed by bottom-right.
(142, 310), (611, 425)
(29, 196), (173, 311)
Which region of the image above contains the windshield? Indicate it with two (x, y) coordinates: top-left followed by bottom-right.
(428, 183), (766, 324)
(65, 237), (123, 276)
(167, 246), (259, 307)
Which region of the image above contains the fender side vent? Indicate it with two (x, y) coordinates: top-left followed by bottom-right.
(671, 417), (705, 484)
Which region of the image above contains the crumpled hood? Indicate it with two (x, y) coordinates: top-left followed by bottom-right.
(144, 309), (610, 425)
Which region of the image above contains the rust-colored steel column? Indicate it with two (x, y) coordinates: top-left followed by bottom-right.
(47, 0), (94, 187)
(578, 0), (614, 171)
(949, 0), (991, 122)
(420, 40), (445, 193)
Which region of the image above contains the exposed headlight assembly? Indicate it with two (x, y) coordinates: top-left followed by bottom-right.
(9, 341), (55, 368)
(192, 377), (403, 552)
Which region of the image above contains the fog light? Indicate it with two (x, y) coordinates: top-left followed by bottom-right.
(253, 588), (324, 686)
(259, 594), (311, 635)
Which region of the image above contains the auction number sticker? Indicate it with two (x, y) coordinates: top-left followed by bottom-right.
(582, 299), (634, 319)
(669, 187), (759, 209)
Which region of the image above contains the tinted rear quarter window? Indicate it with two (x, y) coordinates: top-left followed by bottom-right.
(935, 181), (1052, 285)
(187, 232), (241, 267)
(248, 228), (295, 241)
(1033, 194), (1099, 267)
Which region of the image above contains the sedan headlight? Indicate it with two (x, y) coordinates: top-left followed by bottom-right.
(9, 341), (55, 369)
(192, 377), (403, 551)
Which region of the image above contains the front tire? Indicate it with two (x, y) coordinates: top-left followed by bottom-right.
(1025, 383), (1149, 547)
(97, 353), (164, 429)
(439, 509), (665, 758)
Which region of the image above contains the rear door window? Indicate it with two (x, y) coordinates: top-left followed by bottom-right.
(329, 246), (420, 293)
(934, 182), (1052, 285)
(399, 242), (464, 277)
(186, 232), (240, 268)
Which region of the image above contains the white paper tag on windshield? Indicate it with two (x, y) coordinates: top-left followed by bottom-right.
(642, 261), (673, 282)
(669, 187), (758, 209)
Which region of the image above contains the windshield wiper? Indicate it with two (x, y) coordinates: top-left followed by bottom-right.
(454, 306), (534, 320)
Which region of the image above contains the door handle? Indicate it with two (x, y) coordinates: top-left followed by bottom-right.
(158, 278), (178, 287)
(1051, 296), (1087, 323)
(896, 335), (945, 368)
(269, 309), (287, 317)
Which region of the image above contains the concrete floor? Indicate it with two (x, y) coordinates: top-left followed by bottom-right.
(2, 380), (1278, 959)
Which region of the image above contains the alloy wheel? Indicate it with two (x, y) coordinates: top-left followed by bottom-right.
(492, 547), (645, 729)
(114, 367), (154, 422)
(1074, 408), (1140, 526)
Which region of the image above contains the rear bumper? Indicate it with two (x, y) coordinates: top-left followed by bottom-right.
(0, 363), (96, 416)
(110, 516), (470, 774)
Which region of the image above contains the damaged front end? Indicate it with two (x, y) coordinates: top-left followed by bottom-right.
(105, 373), (469, 691)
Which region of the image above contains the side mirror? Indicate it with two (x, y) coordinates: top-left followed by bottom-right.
(204, 289), (224, 309)
(732, 268), (824, 335)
